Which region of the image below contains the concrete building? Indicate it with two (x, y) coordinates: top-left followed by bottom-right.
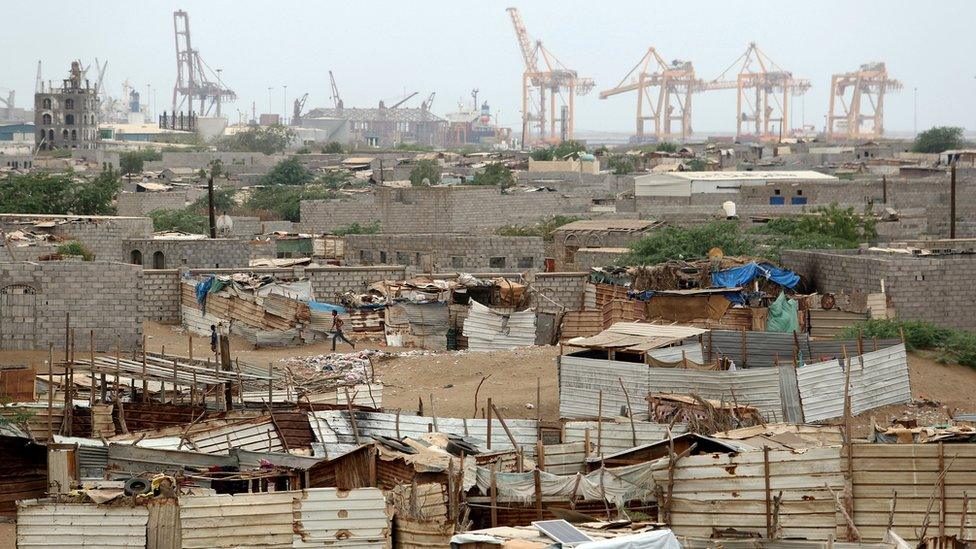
(300, 185), (592, 234)
(300, 105), (447, 148)
(34, 61), (99, 151)
(0, 123), (35, 143)
(550, 219), (662, 270)
(123, 237), (251, 269)
(344, 233), (545, 273)
(634, 170), (837, 198)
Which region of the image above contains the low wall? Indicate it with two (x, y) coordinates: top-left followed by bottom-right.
(782, 248), (976, 331)
(123, 238), (251, 269)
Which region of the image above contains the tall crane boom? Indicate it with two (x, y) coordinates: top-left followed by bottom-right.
(328, 70), (343, 109)
(506, 7), (538, 74)
(599, 47), (697, 142)
(171, 9), (236, 118)
(505, 7), (593, 148)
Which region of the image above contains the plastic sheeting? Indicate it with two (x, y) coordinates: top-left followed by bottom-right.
(766, 292), (799, 333)
(711, 262), (800, 290)
(578, 529), (683, 549)
(474, 458), (665, 508)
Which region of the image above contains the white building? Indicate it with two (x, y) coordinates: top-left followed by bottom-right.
(633, 170), (838, 197)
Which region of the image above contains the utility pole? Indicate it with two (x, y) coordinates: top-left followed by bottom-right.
(207, 176), (216, 239)
(950, 159), (957, 240)
(267, 87), (274, 117)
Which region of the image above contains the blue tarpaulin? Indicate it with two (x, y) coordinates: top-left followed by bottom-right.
(196, 276), (214, 309)
(711, 262), (800, 290)
(306, 301), (348, 314)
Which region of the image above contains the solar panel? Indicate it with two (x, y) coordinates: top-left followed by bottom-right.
(532, 519), (594, 546)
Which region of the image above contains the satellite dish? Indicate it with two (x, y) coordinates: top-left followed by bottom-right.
(216, 214), (233, 234)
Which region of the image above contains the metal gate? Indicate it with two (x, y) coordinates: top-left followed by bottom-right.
(0, 284), (37, 350)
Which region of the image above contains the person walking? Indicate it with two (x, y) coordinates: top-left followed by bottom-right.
(331, 310), (354, 351)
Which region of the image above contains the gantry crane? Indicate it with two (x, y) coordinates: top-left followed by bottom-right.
(506, 7), (594, 148)
(292, 93), (309, 125)
(827, 62), (901, 142)
(697, 43), (810, 142)
(599, 47), (697, 142)
(171, 10), (236, 117)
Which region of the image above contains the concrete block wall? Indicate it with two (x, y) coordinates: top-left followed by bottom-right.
(0, 261), (143, 351)
(305, 265), (406, 300)
(573, 248), (627, 271)
(116, 190), (193, 217)
(344, 233), (545, 273)
(144, 152), (285, 175)
(123, 238), (251, 269)
(141, 269), (182, 323)
(0, 215), (155, 262)
(300, 186), (592, 234)
(531, 272), (588, 313)
(781, 249), (976, 331)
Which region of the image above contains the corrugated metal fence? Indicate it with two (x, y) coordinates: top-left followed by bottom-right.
(796, 344), (911, 422)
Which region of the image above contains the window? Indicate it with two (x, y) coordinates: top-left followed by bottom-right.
(379, 251), (387, 263)
(796, 189), (803, 196)
(62, 129), (69, 140)
(451, 256), (463, 269)
(415, 253), (421, 265)
(47, 129), (54, 141)
(773, 188), (781, 195)
(152, 251), (165, 269)
(366, 137), (379, 147)
(65, 99), (74, 109)
(130, 250), (143, 265)
(359, 250), (374, 264)
(395, 251), (410, 265)
(518, 256), (534, 269)
(489, 257), (506, 268)
(65, 114), (75, 125)
(42, 98), (52, 109)
(42, 113), (52, 125)
(396, 122), (410, 132)
(71, 129), (77, 141)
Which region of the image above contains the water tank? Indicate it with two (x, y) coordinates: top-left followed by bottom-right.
(722, 201), (737, 218)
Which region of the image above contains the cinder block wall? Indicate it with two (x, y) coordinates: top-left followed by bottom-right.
(781, 249), (976, 331)
(300, 186), (592, 234)
(123, 238), (251, 269)
(142, 269), (181, 323)
(0, 215), (153, 262)
(0, 261), (143, 351)
(116, 191), (191, 217)
(344, 233), (545, 272)
(531, 272), (588, 313)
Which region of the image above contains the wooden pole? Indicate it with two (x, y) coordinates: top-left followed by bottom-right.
(617, 377), (637, 448)
(268, 362), (274, 406)
(960, 491), (969, 540)
(188, 334), (193, 362)
(764, 446), (772, 539)
(536, 440), (546, 472)
(584, 428), (591, 458)
(489, 402), (520, 450)
(489, 464), (498, 528)
(841, 345), (857, 541)
(939, 442), (946, 538)
(88, 331), (95, 407)
(740, 326), (748, 368)
(597, 390), (603, 456)
(47, 343), (53, 442)
(486, 397), (493, 450)
(141, 336), (147, 403)
(534, 467), (544, 520)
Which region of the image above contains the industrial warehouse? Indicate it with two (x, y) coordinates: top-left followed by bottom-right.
(1, 2), (976, 549)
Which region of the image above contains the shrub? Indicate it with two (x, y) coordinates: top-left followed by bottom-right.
(409, 160), (441, 186)
(57, 241), (94, 261)
(840, 319), (976, 368)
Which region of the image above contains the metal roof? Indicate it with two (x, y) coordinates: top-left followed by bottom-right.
(462, 301), (536, 352)
(565, 322), (707, 353)
(654, 170), (837, 181)
(553, 219), (662, 232)
(16, 500), (149, 548)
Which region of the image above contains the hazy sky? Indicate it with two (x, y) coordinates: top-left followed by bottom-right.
(2, 0), (973, 136)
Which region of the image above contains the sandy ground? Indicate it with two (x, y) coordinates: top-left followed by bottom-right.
(3, 321), (975, 431)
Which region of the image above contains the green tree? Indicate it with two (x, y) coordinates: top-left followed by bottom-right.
(319, 170), (354, 190)
(685, 158), (707, 171)
(189, 188), (237, 214)
(321, 141), (343, 154)
(57, 241), (94, 261)
(150, 208), (209, 233)
(607, 155), (634, 175)
(216, 124), (295, 154)
(0, 171), (121, 215)
(409, 160), (441, 186)
(208, 159), (225, 178)
(471, 163), (515, 189)
(495, 215), (581, 242)
(655, 141), (677, 153)
(912, 126), (965, 153)
(530, 140), (587, 161)
(119, 149), (162, 175)
(262, 157), (314, 186)
(246, 185), (337, 222)
(750, 204), (877, 258)
(621, 221), (757, 265)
